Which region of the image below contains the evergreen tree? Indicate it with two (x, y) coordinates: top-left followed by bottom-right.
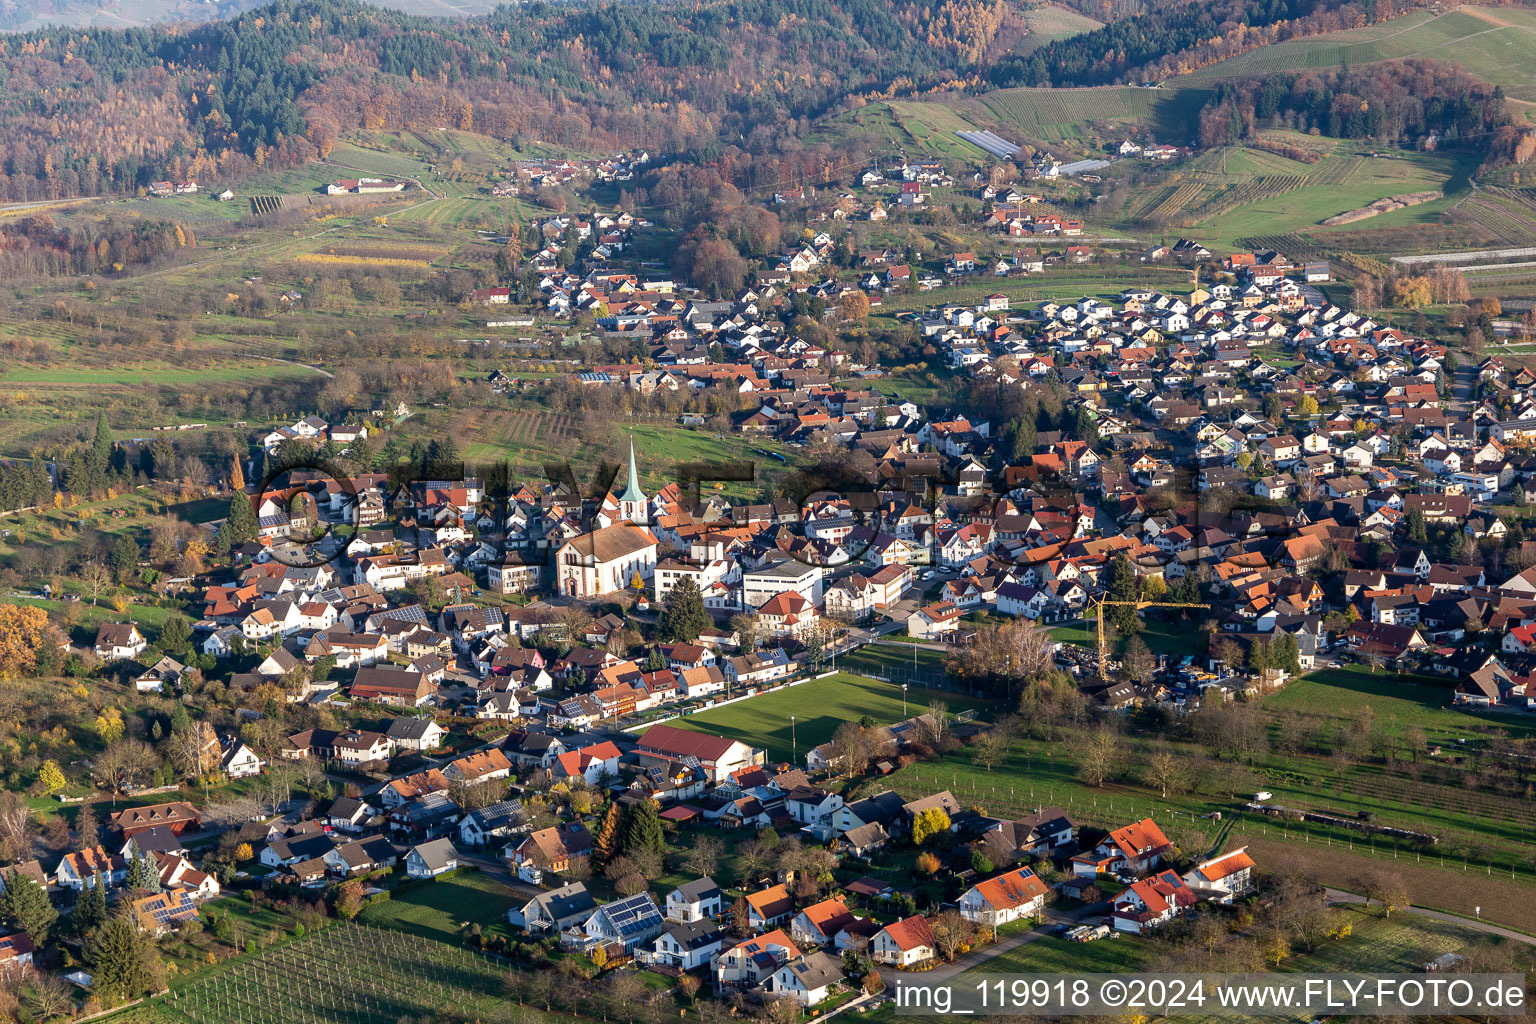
(0, 868), (58, 945)
(92, 411), (114, 477)
(110, 533), (140, 584)
(378, 436), (403, 472)
(621, 800), (665, 858)
(435, 435), (461, 471)
(73, 873), (108, 936)
(126, 848), (161, 892)
(1104, 554), (1141, 634)
(169, 701), (192, 735)
(658, 577), (709, 642)
(158, 614), (191, 654)
(86, 917), (158, 1002)
(221, 492), (258, 549)
(1247, 636), (1271, 674)
(347, 437), (374, 473)
(1002, 417), (1037, 462)
(1405, 507), (1428, 546)
(1074, 407), (1100, 447)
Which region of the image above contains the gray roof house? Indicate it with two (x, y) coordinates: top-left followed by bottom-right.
(509, 881), (598, 933)
(405, 838), (461, 879)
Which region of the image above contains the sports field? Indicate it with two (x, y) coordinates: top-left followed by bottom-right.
(670, 672), (995, 763)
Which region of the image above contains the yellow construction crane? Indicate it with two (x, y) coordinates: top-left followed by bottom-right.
(1094, 599), (1211, 677)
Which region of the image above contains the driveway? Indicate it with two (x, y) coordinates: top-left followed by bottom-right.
(459, 850), (542, 898)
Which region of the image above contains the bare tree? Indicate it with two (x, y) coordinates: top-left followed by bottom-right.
(970, 726), (1012, 773)
(93, 740), (159, 796)
(929, 909), (975, 962)
(0, 792), (34, 862)
(828, 721), (878, 777)
(23, 972), (73, 1021)
(202, 796), (262, 828)
(683, 835), (723, 877)
(1142, 751), (1188, 799)
(79, 561), (112, 605)
(1077, 729), (1124, 788)
(168, 721), (222, 780)
(295, 756), (328, 795)
(1122, 636), (1156, 684)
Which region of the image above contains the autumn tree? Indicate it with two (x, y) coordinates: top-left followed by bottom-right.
(1391, 275), (1432, 309)
(0, 604), (50, 677)
(37, 759), (66, 794)
(836, 290), (871, 322)
(911, 807), (951, 845)
(591, 802), (622, 872)
(674, 229), (746, 297)
(335, 879), (364, 920)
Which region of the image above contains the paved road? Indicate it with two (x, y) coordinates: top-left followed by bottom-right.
(1324, 889), (1536, 946)
(1450, 363), (1479, 410)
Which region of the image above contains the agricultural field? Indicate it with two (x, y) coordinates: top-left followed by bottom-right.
(874, 265), (1198, 316)
(670, 672), (995, 764)
(977, 84), (1211, 147)
(1259, 665), (1535, 744)
(1177, 6), (1536, 103)
(1010, 4), (1104, 54)
(969, 907), (1496, 1024)
(1193, 152), (1468, 250)
(433, 409), (805, 498)
(123, 922), (510, 1024)
(814, 101), (991, 162)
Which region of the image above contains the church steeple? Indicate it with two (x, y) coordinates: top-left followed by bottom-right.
(619, 439), (645, 503)
(618, 438), (647, 524)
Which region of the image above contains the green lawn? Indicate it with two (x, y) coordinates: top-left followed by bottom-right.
(970, 934), (1159, 974)
(359, 869), (521, 943)
(671, 672), (996, 764)
(1263, 665), (1536, 743)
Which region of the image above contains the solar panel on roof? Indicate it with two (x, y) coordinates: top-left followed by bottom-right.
(604, 894), (661, 937)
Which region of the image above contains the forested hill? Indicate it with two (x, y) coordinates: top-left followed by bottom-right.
(0, 0), (1009, 202)
(990, 0), (1428, 86)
